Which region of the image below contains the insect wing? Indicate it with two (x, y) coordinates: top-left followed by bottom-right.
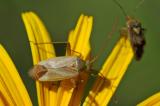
(127, 20), (146, 60)
(130, 35), (145, 60)
(38, 56), (78, 69)
(38, 67), (79, 81)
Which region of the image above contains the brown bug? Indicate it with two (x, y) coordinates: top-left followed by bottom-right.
(28, 16), (119, 82)
(113, 0), (146, 60)
(28, 56), (90, 81)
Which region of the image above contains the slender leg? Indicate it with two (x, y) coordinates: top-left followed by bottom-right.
(29, 41), (69, 55)
(29, 41), (69, 45)
(29, 40), (83, 58)
(65, 43), (82, 58)
(71, 49), (82, 58)
(66, 43), (71, 56)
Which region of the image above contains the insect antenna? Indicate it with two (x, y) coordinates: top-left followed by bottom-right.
(29, 41), (69, 45)
(90, 17), (119, 64)
(134, 0), (146, 12)
(113, 0), (146, 16)
(112, 0), (127, 17)
(29, 41), (70, 56)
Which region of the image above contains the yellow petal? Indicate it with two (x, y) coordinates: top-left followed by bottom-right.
(83, 34), (134, 105)
(137, 92), (160, 106)
(0, 44), (32, 106)
(55, 14), (93, 106)
(69, 14), (84, 51)
(69, 16), (93, 106)
(21, 11), (56, 106)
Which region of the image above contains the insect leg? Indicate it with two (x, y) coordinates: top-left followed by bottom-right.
(134, 0), (146, 11)
(71, 50), (82, 58)
(70, 78), (77, 88)
(57, 41), (83, 57)
(66, 45), (82, 58)
(48, 82), (60, 90)
(29, 41), (70, 55)
(59, 77), (78, 88)
(66, 42), (71, 56)
(29, 41), (69, 45)
(69, 74), (85, 88)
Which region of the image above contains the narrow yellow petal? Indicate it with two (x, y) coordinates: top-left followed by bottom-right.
(74, 16), (88, 55)
(49, 85), (59, 106)
(56, 14), (85, 106)
(0, 81), (12, 106)
(55, 14), (93, 106)
(83, 34), (134, 106)
(70, 14), (84, 50)
(0, 44), (32, 106)
(21, 11), (56, 106)
(66, 30), (74, 56)
(29, 12), (55, 58)
(22, 12), (45, 106)
(69, 16), (93, 106)
(137, 92), (160, 106)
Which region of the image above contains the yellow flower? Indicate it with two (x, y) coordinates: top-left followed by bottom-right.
(0, 45), (32, 105)
(1, 11), (152, 106)
(137, 92), (160, 106)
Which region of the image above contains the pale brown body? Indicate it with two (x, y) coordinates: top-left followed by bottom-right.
(28, 56), (89, 81)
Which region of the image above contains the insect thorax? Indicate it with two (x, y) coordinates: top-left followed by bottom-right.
(76, 57), (87, 71)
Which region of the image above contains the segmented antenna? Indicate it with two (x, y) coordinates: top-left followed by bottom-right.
(113, 0), (127, 17)
(135, 0), (145, 11)
(113, 0), (146, 16)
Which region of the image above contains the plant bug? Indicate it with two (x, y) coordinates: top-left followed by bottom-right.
(29, 55), (90, 81)
(28, 18), (118, 83)
(113, 0), (146, 60)
(28, 41), (94, 84)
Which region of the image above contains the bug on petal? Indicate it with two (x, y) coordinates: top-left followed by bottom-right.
(113, 0), (146, 60)
(28, 18), (118, 82)
(29, 56), (90, 81)
(28, 42), (92, 82)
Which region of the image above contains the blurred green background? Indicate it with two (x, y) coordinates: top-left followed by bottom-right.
(0, 0), (160, 106)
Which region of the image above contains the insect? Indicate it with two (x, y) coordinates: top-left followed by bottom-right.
(28, 18), (118, 82)
(113, 0), (146, 60)
(29, 56), (90, 81)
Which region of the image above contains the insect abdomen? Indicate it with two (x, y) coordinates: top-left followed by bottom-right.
(133, 38), (146, 60)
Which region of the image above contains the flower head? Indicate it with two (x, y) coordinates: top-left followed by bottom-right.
(0, 11), (142, 106)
